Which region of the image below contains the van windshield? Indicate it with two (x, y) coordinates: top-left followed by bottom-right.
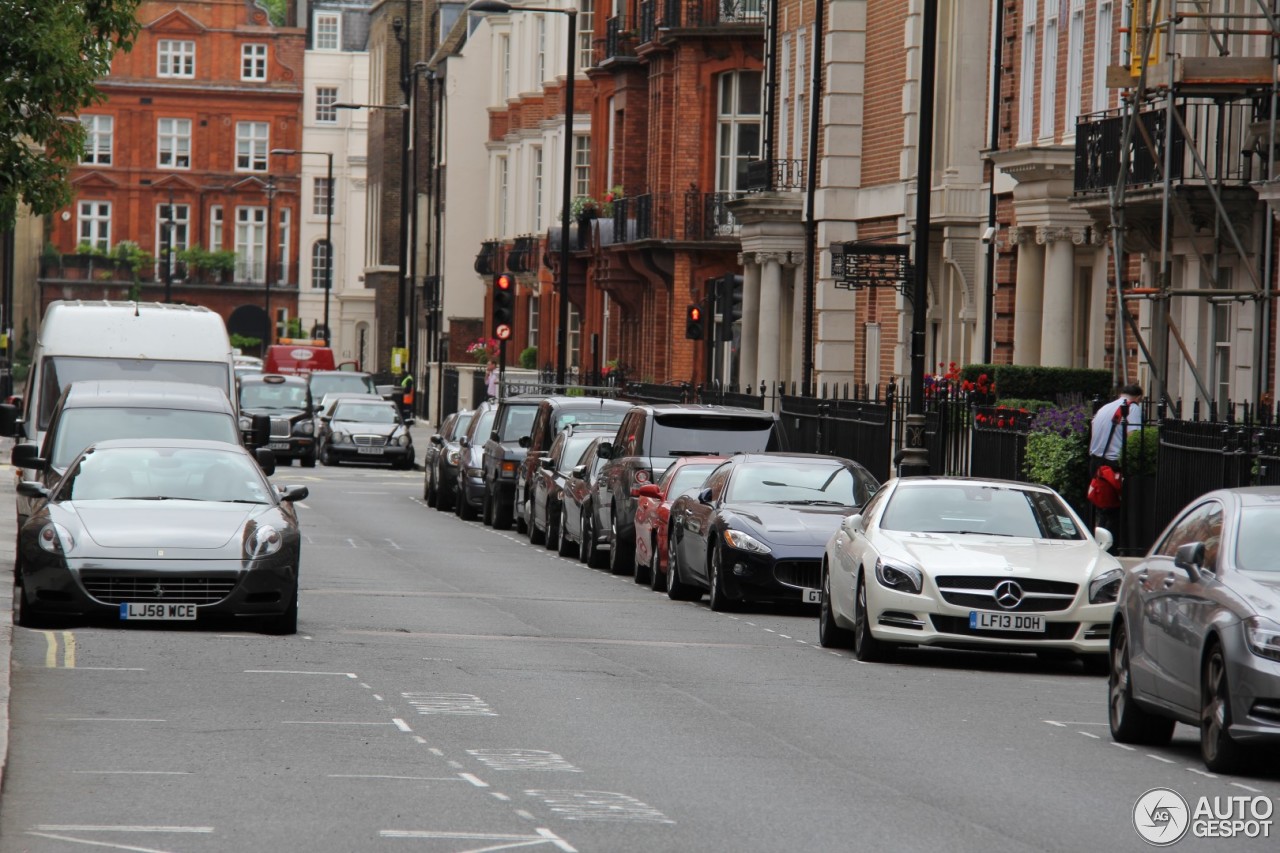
(39, 357), (231, 431)
(49, 408), (240, 469)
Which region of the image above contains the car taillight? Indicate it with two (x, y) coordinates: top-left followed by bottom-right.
(634, 469), (651, 484)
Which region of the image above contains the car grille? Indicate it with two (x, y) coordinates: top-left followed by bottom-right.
(270, 418), (291, 438)
(354, 434), (387, 447)
(929, 614), (1079, 641)
(81, 575), (237, 605)
(934, 575), (1079, 613)
(774, 560), (821, 589)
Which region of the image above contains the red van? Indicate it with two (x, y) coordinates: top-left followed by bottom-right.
(263, 342), (337, 376)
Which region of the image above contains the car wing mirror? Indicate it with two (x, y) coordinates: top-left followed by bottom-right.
(254, 447), (277, 477)
(430, 434), (443, 445)
(632, 484), (661, 499)
(697, 487), (713, 505)
(278, 484), (309, 502)
(251, 414), (271, 448)
(1173, 541), (1205, 576)
(596, 442), (612, 459)
(571, 464), (586, 479)
(1094, 526), (1114, 553)
(11, 443), (47, 471)
(519, 435), (531, 448)
(16, 480), (50, 500)
(459, 436), (470, 448)
(0, 403), (18, 437)
(540, 458), (556, 470)
(842, 513), (865, 535)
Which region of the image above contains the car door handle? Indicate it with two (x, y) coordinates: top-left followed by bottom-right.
(1137, 572), (1149, 583)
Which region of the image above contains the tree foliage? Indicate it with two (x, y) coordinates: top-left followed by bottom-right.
(0, 0), (141, 224)
(256, 0), (288, 27)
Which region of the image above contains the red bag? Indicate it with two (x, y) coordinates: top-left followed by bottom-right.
(1088, 464), (1122, 510)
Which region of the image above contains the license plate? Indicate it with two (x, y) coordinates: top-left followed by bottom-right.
(357, 446), (385, 455)
(120, 602), (197, 621)
(969, 611), (1044, 633)
(802, 588), (822, 604)
(268, 442), (290, 451)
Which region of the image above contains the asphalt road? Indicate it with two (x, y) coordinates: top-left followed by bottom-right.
(0, 462), (1277, 852)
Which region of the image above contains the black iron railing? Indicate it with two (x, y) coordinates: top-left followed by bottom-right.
(506, 235), (539, 273)
(684, 191), (745, 239)
(744, 159), (807, 192)
(603, 16), (636, 62)
(638, 0), (656, 43)
(474, 240), (502, 275)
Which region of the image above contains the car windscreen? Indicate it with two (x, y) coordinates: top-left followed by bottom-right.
(554, 410), (625, 432)
(333, 403), (399, 424)
(498, 405), (538, 441)
(880, 484), (1084, 541)
(40, 357), (231, 430)
(664, 463), (721, 497)
(725, 462), (877, 506)
(240, 383), (309, 411)
(63, 446), (270, 504)
(1236, 507), (1280, 572)
(648, 414), (780, 457)
(310, 374), (376, 399)
(50, 408), (240, 469)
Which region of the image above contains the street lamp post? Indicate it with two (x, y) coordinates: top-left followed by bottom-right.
(467, 0), (577, 387)
(263, 175), (278, 349)
(272, 149), (334, 343)
(162, 187), (175, 304)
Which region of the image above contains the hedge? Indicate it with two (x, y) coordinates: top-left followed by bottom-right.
(961, 364), (1112, 403)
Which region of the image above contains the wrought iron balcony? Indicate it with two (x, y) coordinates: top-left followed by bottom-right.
(744, 159), (807, 192)
(607, 194), (671, 243)
(474, 239), (502, 276)
(686, 191), (745, 240)
(676, 0), (764, 27)
(599, 191), (743, 243)
(602, 16), (637, 63)
(638, 0), (656, 44)
(506, 235), (539, 273)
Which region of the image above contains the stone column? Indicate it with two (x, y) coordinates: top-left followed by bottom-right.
(1009, 226), (1045, 365)
(1039, 226), (1078, 367)
(738, 252), (761, 388)
(757, 252), (786, 392)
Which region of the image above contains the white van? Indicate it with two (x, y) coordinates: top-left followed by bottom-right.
(6, 301), (236, 449)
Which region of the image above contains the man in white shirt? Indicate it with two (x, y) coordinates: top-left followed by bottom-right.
(1089, 384), (1143, 544)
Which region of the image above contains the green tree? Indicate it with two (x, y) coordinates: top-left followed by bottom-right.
(0, 0), (141, 226)
(256, 0), (288, 26)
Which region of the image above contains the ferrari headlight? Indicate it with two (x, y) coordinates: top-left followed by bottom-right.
(875, 557), (922, 594)
(1088, 568), (1124, 604)
(722, 528), (769, 554)
(447, 449), (461, 466)
(37, 522), (75, 555)
(397, 434), (411, 447)
(1244, 616), (1280, 662)
(332, 431), (351, 444)
(245, 525), (283, 559)
(293, 419), (315, 436)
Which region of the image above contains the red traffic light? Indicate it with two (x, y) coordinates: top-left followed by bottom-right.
(689, 306), (702, 322)
(495, 324), (512, 340)
(495, 274), (514, 292)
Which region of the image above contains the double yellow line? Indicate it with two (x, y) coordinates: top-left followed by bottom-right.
(42, 631), (76, 668)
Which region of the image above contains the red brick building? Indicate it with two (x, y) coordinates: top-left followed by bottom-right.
(39, 0), (305, 351)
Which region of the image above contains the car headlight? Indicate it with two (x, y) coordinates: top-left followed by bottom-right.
(465, 466), (483, 479)
(239, 416), (253, 431)
(293, 419), (315, 436)
(1244, 616), (1280, 662)
(447, 450), (461, 466)
(245, 525), (283, 559)
(37, 522), (75, 555)
(397, 434), (411, 447)
(332, 431), (351, 444)
(1088, 568), (1124, 604)
(875, 557), (922, 594)
(722, 528), (770, 554)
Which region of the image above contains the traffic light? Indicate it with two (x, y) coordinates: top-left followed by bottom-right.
(492, 273), (515, 340)
(722, 274), (744, 324)
(685, 304), (704, 340)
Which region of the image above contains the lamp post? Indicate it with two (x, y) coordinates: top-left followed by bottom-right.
(467, 0), (577, 387)
(162, 186), (176, 304)
(263, 174), (278, 349)
(272, 148), (334, 343)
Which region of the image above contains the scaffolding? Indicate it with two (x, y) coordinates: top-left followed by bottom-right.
(1077, 0), (1280, 410)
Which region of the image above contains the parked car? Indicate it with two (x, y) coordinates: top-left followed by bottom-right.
(633, 456), (724, 589)
(317, 398), (415, 469)
(238, 373), (317, 467)
(594, 404), (788, 575)
(514, 396), (632, 534)
(528, 426), (617, 553)
(14, 438), (306, 634)
(1108, 487), (1280, 773)
(822, 477), (1121, 668)
(4, 380), (266, 530)
(424, 409), (474, 511)
(455, 400), (499, 521)
(559, 435), (611, 567)
(667, 453), (878, 610)
(481, 396), (541, 529)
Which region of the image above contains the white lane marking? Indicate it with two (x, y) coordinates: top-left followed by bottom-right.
(524, 790), (674, 824)
(57, 719), (166, 723)
(1043, 720), (1108, 727)
(328, 775), (464, 782)
(429, 748), (445, 757)
(515, 810), (536, 820)
(460, 773), (490, 788)
(491, 792), (512, 801)
(245, 670), (358, 678)
(72, 771), (190, 775)
(537, 828), (578, 852)
(347, 539), (359, 548)
(374, 695), (384, 702)
(297, 503), (311, 510)
(360, 683), (372, 689)
(1077, 732), (1100, 739)
(1147, 754), (1175, 764)
(763, 629), (776, 634)
(392, 718), (412, 732)
(69, 667), (147, 672)
(413, 736), (428, 745)
(448, 761), (464, 769)
(281, 721), (396, 726)
(778, 634), (791, 639)
(468, 750), (580, 773)
(403, 692), (497, 716)
(1109, 743), (1136, 751)
(32, 826), (213, 833)
(25, 833), (182, 853)
(1231, 782), (1263, 793)
(796, 640), (808, 645)
(385, 539), (402, 550)
(378, 830), (577, 852)
(1187, 767), (1218, 779)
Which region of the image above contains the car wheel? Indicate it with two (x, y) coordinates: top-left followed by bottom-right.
(263, 590), (298, 636)
(634, 533), (653, 586)
(1201, 643), (1250, 773)
(424, 471), (435, 504)
(1079, 654), (1110, 675)
(529, 500), (546, 545)
(818, 565), (855, 648)
(493, 492), (513, 530)
(544, 503), (561, 551)
(13, 572), (49, 630)
(459, 491), (478, 521)
(853, 572), (892, 662)
(584, 512), (607, 569)
(1108, 620), (1176, 745)
(609, 511), (634, 575)
(300, 453), (317, 469)
(666, 530), (700, 601)
(557, 505), (577, 558)
(482, 487), (495, 526)
(437, 482), (453, 513)
(708, 546), (735, 612)
(578, 511), (594, 564)
(649, 537), (667, 593)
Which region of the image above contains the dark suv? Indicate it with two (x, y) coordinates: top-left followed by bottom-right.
(481, 396), (541, 529)
(514, 395), (631, 536)
(238, 373), (317, 467)
(592, 404), (787, 574)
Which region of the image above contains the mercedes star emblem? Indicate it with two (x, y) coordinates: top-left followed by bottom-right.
(994, 580), (1023, 609)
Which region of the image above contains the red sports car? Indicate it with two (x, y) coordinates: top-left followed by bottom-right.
(631, 456), (723, 590)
